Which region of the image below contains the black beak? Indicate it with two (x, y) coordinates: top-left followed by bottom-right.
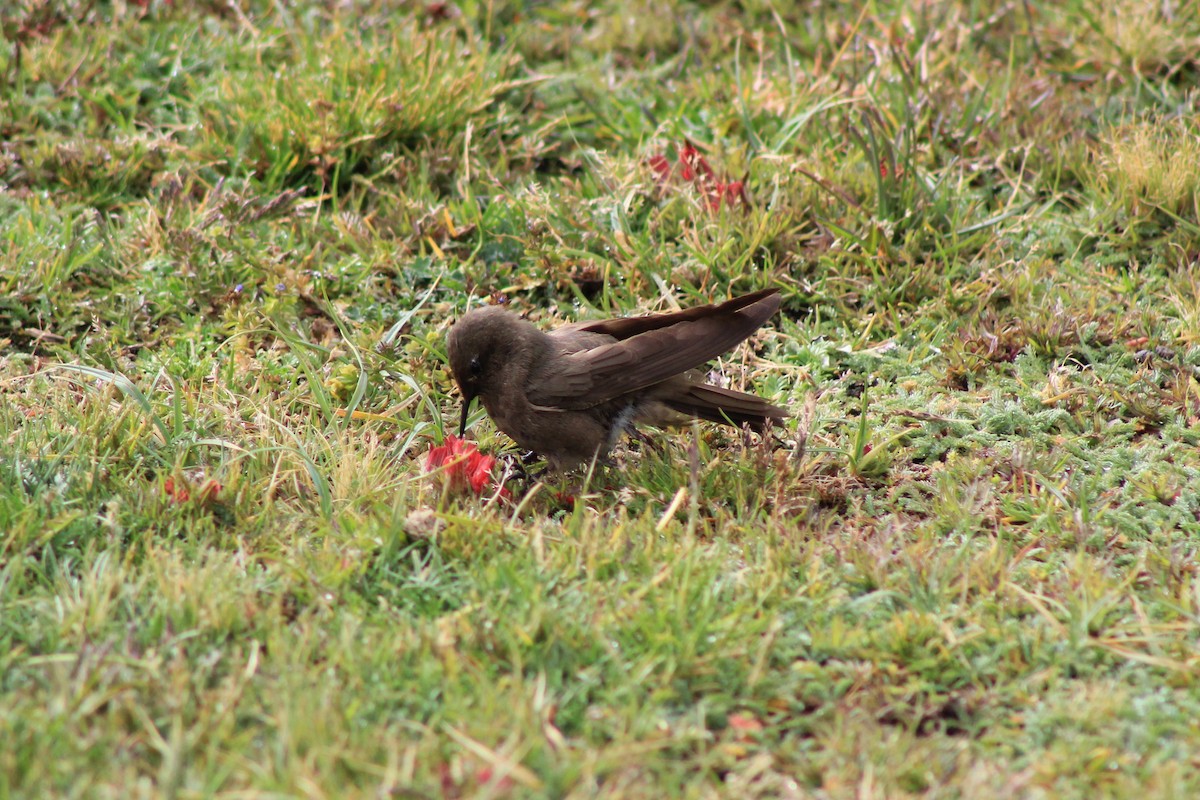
(458, 394), (474, 438)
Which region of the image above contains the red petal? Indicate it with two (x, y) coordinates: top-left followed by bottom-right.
(728, 713), (764, 732)
(467, 452), (498, 494)
(680, 142), (715, 183)
(164, 477), (189, 502)
(648, 154), (672, 181)
(425, 435), (480, 472)
(424, 445), (450, 470)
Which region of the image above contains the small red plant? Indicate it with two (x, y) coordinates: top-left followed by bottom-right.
(424, 435), (511, 500)
(474, 766), (516, 793)
(728, 712), (765, 740)
(164, 475), (221, 505)
(649, 140), (748, 211)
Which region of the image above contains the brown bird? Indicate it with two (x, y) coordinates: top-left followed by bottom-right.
(447, 289), (788, 470)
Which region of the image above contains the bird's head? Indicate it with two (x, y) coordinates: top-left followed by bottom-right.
(447, 306), (535, 436)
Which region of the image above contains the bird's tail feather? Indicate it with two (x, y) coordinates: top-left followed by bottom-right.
(663, 383), (787, 432)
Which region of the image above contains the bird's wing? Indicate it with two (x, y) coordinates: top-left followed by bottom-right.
(527, 289), (781, 409)
(571, 288), (779, 341)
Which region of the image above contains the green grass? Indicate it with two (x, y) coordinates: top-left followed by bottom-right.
(4, 0), (1200, 796)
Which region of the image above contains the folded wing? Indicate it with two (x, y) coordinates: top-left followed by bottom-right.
(528, 289), (781, 410)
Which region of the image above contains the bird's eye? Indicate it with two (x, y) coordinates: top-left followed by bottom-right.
(468, 355), (482, 377)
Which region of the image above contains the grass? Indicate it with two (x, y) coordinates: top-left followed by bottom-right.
(3, 0), (1200, 796)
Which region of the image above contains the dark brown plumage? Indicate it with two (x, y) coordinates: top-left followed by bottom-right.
(447, 289), (788, 470)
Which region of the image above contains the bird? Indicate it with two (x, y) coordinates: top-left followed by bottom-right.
(446, 288), (788, 471)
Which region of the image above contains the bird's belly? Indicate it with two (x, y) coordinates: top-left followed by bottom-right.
(484, 397), (616, 469)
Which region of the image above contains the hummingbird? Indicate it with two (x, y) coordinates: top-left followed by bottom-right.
(447, 289), (787, 470)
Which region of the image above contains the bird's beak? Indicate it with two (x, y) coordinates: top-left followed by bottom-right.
(458, 393), (474, 438)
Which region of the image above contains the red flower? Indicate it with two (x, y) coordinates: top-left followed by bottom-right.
(728, 712), (764, 739)
(424, 435), (511, 499)
(163, 475), (221, 505)
(648, 140), (748, 212)
(163, 476), (186, 501)
(475, 766), (516, 792)
(678, 141), (713, 183)
(713, 179), (748, 210)
(648, 153), (673, 181)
